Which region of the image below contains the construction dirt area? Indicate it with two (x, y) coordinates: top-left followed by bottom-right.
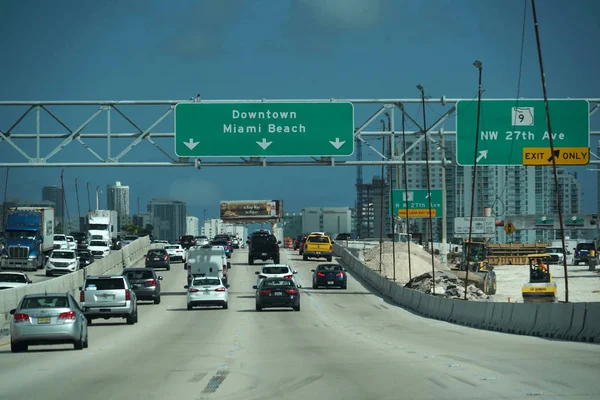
(360, 241), (448, 285)
(357, 242), (600, 303)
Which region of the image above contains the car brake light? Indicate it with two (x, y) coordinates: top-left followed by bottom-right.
(259, 275), (267, 279)
(148, 279), (157, 286)
(250, 246), (254, 252)
(164, 255), (168, 260)
(80, 290), (85, 302)
(215, 287), (226, 292)
(336, 272), (344, 277)
(146, 256), (149, 260)
(259, 289), (271, 295)
(329, 244), (332, 251)
(317, 272), (325, 277)
(125, 289), (131, 301)
(285, 289), (299, 295)
(59, 311), (76, 320)
(13, 313), (29, 322)
(189, 288), (199, 293)
(283, 275), (293, 279)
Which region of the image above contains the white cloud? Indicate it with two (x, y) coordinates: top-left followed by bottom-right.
(299, 0), (385, 29)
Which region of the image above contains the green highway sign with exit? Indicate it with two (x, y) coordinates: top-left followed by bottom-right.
(174, 102), (355, 157)
(456, 99), (590, 166)
(392, 189), (443, 219)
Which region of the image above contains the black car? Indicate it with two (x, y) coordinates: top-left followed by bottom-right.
(75, 249), (94, 267)
(122, 267), (163, 304)
(253, 277), (300, 312)
(247, 234), (280, 265)
(311, 263), (347, 289)
(145, 249), (171, 270)
(214, 234), (233, 252)
(178, 235), (197, 250)
(70, 232), (88, 249)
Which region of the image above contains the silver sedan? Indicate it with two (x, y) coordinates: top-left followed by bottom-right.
(9, 293), (89, 353)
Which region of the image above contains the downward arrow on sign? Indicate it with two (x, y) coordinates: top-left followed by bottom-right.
(184, 139), (199, 150)
(329, 138), (345, 149)
(256, 138), (272, 150)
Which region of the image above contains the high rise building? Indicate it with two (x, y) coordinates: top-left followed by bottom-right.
(42, 186), (64, 220)
(597, 140), (600, 214)
(282, 212), (303, 239)
(300, 207), (352, 237)
(186, 216), (199, 236)
(147, 199), (186, 243)
(107, 182), (130, 230)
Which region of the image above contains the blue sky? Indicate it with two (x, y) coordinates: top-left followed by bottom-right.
(1, 0), (599, 222)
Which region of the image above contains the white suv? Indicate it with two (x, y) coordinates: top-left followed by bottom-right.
(46, 249), (80, 276)
(80, 275), (138, 325)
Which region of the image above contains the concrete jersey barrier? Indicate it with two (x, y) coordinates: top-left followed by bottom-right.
(0, 236), (151, 337)
(333, 243), (600, 344)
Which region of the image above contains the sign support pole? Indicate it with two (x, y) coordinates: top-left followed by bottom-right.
(440, 129), (448, 269)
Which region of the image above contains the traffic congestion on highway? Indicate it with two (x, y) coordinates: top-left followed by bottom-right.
(0, 229), (599, 399)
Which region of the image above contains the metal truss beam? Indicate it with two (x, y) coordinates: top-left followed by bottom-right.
(0, 98), (598, 168)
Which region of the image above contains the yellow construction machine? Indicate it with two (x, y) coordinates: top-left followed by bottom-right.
(521, 254), (558, 304)
(454, 239), (497, 295)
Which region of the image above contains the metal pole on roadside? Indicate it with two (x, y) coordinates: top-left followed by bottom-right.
(440, 129), (448, 269)
(400, 111), (413, 281)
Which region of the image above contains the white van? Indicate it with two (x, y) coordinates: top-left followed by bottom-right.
(186, 246), (228, 285)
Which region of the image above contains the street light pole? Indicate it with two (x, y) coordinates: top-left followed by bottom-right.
(440, 129), (448, 269)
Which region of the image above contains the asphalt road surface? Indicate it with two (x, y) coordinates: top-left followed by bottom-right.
(0, 248), (599, 400)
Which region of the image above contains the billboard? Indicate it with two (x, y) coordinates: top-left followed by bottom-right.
(220, 200), (283, 222)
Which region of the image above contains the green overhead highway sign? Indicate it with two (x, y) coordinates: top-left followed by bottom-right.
(174, 102), (355, 157)
(456, 99), (590, 166)
(392, 189), (443, 219)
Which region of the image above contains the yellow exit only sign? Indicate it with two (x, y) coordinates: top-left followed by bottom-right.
(398, 209), (437, 218)
(522, 147), (589, 166)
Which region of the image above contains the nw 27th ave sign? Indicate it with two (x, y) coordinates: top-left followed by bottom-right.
(456, 99), (590, 166)
(174, 102), (355, 157)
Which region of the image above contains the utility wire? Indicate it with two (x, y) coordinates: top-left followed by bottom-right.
(530, 0), (570, 302)
(464, 61), (484, 300)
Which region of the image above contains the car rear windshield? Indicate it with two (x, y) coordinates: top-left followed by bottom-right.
(85, 278), (125, 290)
(54, 235), (66, 241)
(165, 245), (178, 250)
(577, 243), (595, 250)
(263, 266), (290, 274)
(263, 280), (294, 287)
(90, 241), (107, 247)
(21, 296), (69, 309)
(52, 251), (75, 259)
(193, 278), (221, 286)
(123, 270), (155, 280)
(211, 241), (227, 245)
(148, 250), (166, 256)
(318, 264), (343, 271)
(0, 274), (27, 283)
(308, 236), (329, 243)
(252, 235), (276, 244)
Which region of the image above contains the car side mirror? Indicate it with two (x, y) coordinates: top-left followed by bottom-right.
(331, 241), (335, 244)
(78, 286), (83, 290)
(246, 241), (250, 244)
(27, 280), (32, 284)
(310, 269), (315, 272)
(184, 285), (189, 289)
(227, 262), (231, 269)
(277, 241), (281, 244)
(297, 284), (302, 288)
(293, 271), (297, 274)
(255, 271), (259, 275)
(252, 285), (257, 289)
(9, 309), (16, 315)
(158, 276), (163, 280)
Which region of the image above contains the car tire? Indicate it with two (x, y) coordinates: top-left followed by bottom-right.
(187, 303), (193, 310)
(83, 331), (89, 348)
(154, 295), (161, 305)
(223, 302), (228, 310)
(274, 258), (280, 264)
(166, 265), (171, 271)
(327, 256), (332, 262)
(126, 314), (135, 325)
(134, 311), (139, 323)
(46, 271), (52, 277)
(342, 283), (347, 290)
(294, 305), (300, 312)
(248, 258), (254, 265)
(303, 255), (308, 261)
(312, 283), (318, 289)
(255, 305), (262, 312)
(86, 318), (93, 325)
(74, 334), (84, 350)
(10, 341), (26, 353)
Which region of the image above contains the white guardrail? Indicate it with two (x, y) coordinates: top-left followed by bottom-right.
(0, 236), (152, 336)
(333, 243), (600, 343)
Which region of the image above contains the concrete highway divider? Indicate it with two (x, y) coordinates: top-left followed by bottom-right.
(0, 236), (151, 338)
(333, 243), (600, 344)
